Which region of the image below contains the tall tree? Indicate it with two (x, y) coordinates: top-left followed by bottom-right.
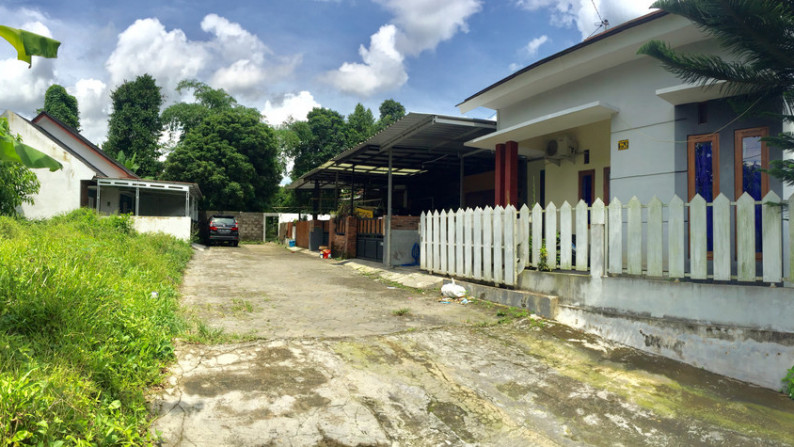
(347, 103), (376, 144)
(638, 0), (794, 185)
(104, 74), (163, 178)
(161, 79), (238, 143)
(378, 98), (406, 129)
(38, 84), (79, 130)
(163, 107), (281, 210)
(288, 107), (350, 180)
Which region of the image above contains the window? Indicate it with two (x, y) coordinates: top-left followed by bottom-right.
(734, 127), (769, 257)
(688, 134), (720, 253)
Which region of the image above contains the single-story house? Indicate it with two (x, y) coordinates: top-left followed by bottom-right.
(2, 110), (201, 240)
(459, 10), (792, 215)
(435, 10), (794, 391)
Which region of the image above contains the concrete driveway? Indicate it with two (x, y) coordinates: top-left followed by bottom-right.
(151, 243), (794, 446)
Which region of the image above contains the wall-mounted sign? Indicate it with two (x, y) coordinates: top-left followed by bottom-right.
(618, 139), (629, 151)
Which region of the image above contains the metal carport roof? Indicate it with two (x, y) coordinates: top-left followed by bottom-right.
(287, 113), (496, 190)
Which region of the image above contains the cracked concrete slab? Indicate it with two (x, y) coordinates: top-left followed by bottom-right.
(151, 244), (794, 446)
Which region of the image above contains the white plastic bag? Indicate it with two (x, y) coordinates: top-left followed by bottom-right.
(441, 280), (466, 298)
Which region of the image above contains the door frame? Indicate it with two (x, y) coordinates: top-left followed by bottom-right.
(733, 126), (769, 200)
(578, 169), (596, 205)
(687, 133), (720, 201)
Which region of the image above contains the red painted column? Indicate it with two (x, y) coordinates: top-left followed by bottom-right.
(494, 143), (505, 207)
(505, 140), (518, 205)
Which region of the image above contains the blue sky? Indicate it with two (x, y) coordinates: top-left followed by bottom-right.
(1, 0), (655, 144)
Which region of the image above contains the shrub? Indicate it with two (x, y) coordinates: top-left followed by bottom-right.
(784, 365), (794, 400)
(0, 209), (192, 444)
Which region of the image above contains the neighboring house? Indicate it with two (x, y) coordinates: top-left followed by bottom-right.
(421, 10), (794, 392)
(459, 10), (792, 212)
(2, 110), (200, 240)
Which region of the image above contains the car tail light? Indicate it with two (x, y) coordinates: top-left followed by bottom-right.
(231, 225), (238, 231)
(210, 225), (218, 231)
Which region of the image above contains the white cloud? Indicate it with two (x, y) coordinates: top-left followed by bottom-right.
(71, 79), (109, 142)
(105, 18), (208, 92)
(324, 25), (408, 97)
(262, 91), (321, 126)
(326, 0), (481, 97)
(375, 0), (482, 56)
(515, 0), (656, 39)
(525, 35), (549, 56)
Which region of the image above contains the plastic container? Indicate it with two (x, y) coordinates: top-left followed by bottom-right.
(288, 239), (296, 247)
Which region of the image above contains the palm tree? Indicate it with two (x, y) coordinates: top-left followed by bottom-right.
(638, 0), (794, 184)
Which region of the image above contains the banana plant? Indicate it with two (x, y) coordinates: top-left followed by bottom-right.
(0, 25), (63, 171)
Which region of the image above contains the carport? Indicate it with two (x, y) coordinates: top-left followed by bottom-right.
(287, 113), (498, 266)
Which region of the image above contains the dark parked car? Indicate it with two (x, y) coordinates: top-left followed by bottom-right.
(208, 215), (239, 246)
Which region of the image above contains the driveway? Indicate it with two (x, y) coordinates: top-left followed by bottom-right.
(151, 244), (794, 446)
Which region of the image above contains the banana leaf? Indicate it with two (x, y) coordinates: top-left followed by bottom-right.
(0, 25), (60, 66)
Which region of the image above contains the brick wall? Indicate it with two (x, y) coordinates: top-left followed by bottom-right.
(329, 216), (357, 258)
(391, 215), (420, 231)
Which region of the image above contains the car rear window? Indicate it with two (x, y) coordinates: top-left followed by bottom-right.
(211, 217), (236, 225)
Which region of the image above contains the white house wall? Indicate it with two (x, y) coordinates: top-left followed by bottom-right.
(499, 40), (730, 204)
(34, 118), (127, 178)
(524, 120), (610, 208)
(4, 112), (97, 219)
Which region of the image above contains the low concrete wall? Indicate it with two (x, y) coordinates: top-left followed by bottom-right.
(132, 216), (191, 240)
(389, 230), (420, 266)
(513, 270), (794, 391)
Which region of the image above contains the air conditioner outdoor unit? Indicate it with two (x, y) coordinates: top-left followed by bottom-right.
(545, 135), (577, 161)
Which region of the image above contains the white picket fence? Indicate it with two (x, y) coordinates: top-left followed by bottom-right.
(419, 192), (793, 286)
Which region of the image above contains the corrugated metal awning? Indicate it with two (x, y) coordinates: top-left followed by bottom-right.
(287, 113), (496, 190)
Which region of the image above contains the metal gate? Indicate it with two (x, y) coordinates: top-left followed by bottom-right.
(356, 217), (383, 261)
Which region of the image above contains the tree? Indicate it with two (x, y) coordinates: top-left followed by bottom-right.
(347, 103), (376, 144)
(104, 74), (163, 178)
(161, 79), (238, 143)
(288, 107), (351, 180)
(163, 107), (281, 210)
(378, 98), (406, 129)
(0, 160), (39, 216)
(38, 84), (80, 130)
(638, 0), (794, 185)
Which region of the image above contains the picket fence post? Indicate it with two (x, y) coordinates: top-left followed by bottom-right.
(591, 199), (605, 278)
(483, 207), (493, 282)
(647, 197), (663, 277)
(736, 193), (755, 281)
(608, 197), (623, 275)
(713, 194), (731, 281)
(627, 196), (642, 275)
(763, 191), (782, 283)
(560, 202), (572, 270)
(668, 195), (685, 279)
(575, 200), (588, 271)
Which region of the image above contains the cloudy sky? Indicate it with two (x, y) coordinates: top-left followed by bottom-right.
(1, 0), (655, 144)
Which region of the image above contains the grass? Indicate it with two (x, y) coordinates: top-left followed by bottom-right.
(0, 209), (193, 445)
(392, 308), (411, 317)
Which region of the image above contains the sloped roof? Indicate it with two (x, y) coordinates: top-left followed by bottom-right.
(31, 111), (139, 179)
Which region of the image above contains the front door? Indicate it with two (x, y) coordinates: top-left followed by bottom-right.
(688, 134), (720, 253)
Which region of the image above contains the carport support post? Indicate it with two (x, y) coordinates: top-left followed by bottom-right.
(135, 186), (140, 216)
(185, 190), (190, 217)
(459, 152), (464, 208)
(312, 180), (320, 222)
(96, 181), (101, 213)
(385, 147), (393, 267)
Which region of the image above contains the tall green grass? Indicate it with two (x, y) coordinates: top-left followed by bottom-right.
(0, 209), (193, 445)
